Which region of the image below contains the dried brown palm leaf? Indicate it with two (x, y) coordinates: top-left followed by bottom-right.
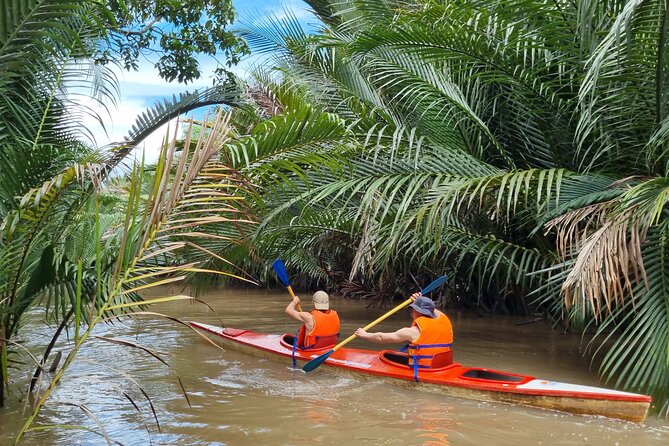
(14, 110), (257, 444)
(546, 201), (648, 319)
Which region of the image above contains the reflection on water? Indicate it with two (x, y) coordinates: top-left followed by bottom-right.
(2, 288), (669, 445)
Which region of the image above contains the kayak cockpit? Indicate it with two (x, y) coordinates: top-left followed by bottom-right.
(460, 368), (529, 383)
(378, 351), (530, 384)
(279, 334), (335, 352)
(379, 350), (456, 372)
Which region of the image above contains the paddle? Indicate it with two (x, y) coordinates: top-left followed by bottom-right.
(302, 274), (449, 372)
(272, 258), (302, 312)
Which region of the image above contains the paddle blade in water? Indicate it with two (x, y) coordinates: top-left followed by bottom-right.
(272, 258), (290, 287)
(302, 349), (334, 372)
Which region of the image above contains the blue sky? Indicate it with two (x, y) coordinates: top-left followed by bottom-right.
(85, 0), (314, 162)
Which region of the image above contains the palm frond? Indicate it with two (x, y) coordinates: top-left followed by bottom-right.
(16, 111), (257, 440)
(592, 222), (669, 416)
(107, 85), (244, 170)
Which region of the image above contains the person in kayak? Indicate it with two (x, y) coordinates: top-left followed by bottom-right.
(355, 294), (453, 379)
(286, 291), (340, 350)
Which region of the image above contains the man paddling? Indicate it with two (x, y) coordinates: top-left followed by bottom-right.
(286, 291), (340, 350)
(355, 294), (453, 376)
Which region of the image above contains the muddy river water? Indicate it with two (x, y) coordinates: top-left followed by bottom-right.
(1, 288), (668, 445)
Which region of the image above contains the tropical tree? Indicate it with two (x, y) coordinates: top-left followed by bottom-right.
(103, 0), (249, 83)
(0, 0), (244, 406)
(210, 0), (669, 413)
(11, 111), (256, 444)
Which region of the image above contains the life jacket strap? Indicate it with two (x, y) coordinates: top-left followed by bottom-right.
(409, 343), (452, 381)
(301, 332), (339, 349)
(291, 329), (300, 368)
(292, 332), (340, 368)
(313, 332), (340, 343)
(410, 343), (452, 349)
(410, 358), (435, 381)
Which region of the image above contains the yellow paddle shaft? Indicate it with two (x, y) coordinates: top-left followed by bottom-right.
(331, 297), (414, 353)
(286, 285), (303, 312)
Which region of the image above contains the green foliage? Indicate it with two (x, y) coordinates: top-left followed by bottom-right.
(102, 0), (248, 83)
(2, 0), (669, 426)
(14, 113), (256, 443)
(0, 0), (245, 411)
(212, 0), (669, 413)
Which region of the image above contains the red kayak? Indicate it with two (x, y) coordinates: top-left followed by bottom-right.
(189, 322), (651, 423)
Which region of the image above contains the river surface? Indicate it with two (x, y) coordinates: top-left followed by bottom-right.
(1, 288), (668, 445)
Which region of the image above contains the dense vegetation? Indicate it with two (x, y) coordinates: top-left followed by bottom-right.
(0, 0), (248, 439)
(2, 0), (669, 440)
(219, 0), (669, 414)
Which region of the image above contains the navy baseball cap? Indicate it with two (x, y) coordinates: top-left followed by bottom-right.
(409, 296), (436, 318)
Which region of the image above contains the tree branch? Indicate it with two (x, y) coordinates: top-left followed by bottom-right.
(118, 16), (162, 36)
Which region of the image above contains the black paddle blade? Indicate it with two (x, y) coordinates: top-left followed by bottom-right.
(272, 258), (290, 287)
(302, 349), (334, 372)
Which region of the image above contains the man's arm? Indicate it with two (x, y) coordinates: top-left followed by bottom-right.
(285, 297), (314, 331)
(355, 326), (420, 344)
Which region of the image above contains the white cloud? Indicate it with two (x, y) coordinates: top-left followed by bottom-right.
(76, 94), (180, 166)
(69, 61), (215, 165)
(71, 0), (314, 167)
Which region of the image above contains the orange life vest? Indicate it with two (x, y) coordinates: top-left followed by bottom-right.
(297, 310), (340, 349)
(408, 310), (453, 378)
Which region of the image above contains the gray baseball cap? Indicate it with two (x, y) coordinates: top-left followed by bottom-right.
(409, 296), (436, 318)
